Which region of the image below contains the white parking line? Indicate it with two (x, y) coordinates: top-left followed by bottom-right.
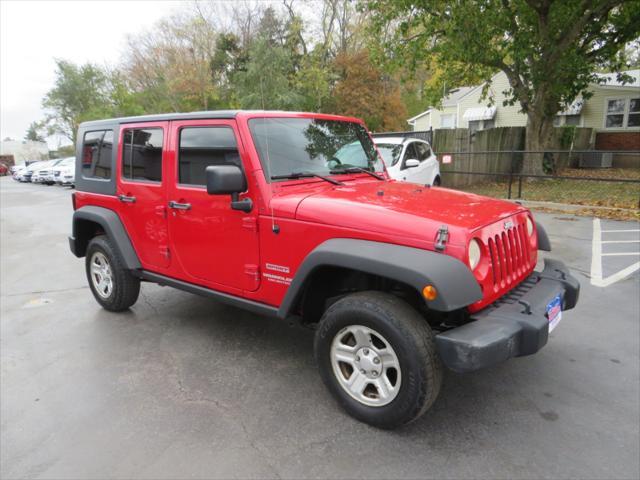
(590, 218), (640, 287)
(601, 240), (640, 244)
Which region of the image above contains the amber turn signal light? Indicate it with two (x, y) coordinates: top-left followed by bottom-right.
(422, 285), (437, 301)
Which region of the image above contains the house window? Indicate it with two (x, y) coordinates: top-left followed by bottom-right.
(629, 98), (640, 127)
(483, 119), (495, 129)
(605, 99), (625, 127)
(468, 120), (481, 134)
(440, 114), (455, 129)
(553, 116), (562, 126)
(564, 115), (581, 126)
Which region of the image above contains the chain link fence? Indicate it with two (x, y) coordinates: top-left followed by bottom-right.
(436, 150), (640, 210)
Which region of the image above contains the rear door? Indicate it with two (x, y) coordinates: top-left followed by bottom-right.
(116, 122), (170, 269)
(166, 120), (260, 292)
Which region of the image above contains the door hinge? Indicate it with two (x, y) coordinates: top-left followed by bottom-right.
(242, 217), (258, 232)
(160, 246), (170, 259)
(244, 264), (260, 281)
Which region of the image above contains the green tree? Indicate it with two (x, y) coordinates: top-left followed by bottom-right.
(367, 0), (640, 173)
(42, 59), (113, 143)
(232, 7), (305, 109)
(24, 121), (46, 142)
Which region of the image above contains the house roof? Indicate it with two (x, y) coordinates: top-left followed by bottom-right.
(406, 69), (639, 124)
(441, 86), (475, 106)
(407, 86), (475, 123)
(594, 69), (640, 88)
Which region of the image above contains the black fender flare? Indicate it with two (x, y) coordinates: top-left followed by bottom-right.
(69, 206), (141, 270)
(536, 221), (551, 251)
(277, 239), (482, 317)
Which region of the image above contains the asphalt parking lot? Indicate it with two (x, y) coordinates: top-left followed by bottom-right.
(1, 176), (639, 479)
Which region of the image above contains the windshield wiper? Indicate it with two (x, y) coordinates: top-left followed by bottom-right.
(329, 166), (385, 180)
(270, 172), (344, 186)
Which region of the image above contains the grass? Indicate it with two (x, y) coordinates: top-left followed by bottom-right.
(463, 178), (640, 210)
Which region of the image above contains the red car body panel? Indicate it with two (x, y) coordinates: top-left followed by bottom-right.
(74, 110), (539, 314)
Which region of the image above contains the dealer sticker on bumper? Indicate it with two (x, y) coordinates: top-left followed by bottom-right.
(547, 294), (563, 332)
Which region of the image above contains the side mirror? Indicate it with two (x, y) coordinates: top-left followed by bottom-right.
(206, 165), (252, 213)
(405, 159), (420, 168)
(206, 165), (246, 195)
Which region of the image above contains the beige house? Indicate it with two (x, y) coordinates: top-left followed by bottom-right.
(407, 70), (640, 139)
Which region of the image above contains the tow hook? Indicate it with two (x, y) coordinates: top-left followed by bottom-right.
(435, 225), (449, 252)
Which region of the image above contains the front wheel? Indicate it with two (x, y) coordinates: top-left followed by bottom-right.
(85, 235), (140, 312)
(314, 291), (442, 429)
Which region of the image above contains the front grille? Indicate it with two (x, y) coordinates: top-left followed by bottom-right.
(487, 222), (531, 289)
(468, 213), (537, 313)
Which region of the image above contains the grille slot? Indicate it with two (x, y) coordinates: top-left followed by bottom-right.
(488, 222), (531, 288)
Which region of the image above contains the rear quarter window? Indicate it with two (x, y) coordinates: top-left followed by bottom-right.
(82, 130), (114, 180)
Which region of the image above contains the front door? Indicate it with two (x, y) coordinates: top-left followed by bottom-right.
(167, 120), (260, 292)
(116, 122), (170, 269)
(402, 141), (435, 184)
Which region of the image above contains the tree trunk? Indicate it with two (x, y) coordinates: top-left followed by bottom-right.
(524, 111), (556, 175)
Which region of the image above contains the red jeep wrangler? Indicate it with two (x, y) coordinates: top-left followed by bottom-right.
(69, 111), (579, 428)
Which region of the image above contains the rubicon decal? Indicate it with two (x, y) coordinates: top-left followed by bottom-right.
(265, 263), (290, 274)
(263, 272), (293, 285)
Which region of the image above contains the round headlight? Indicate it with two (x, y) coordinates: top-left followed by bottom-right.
(468, 239), (481, 270)
(526, 217), (534, 236)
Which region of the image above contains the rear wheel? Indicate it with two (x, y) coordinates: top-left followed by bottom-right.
(432, 175), (441, 186)
(85, 235), (140, 311)
(314, 291), (442, 429)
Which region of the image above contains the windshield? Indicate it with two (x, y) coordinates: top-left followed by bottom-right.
(376, 143), (403, 167)
(248, 117), (383, 181)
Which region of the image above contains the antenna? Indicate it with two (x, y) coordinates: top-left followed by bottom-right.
(259, 76), (278, 234)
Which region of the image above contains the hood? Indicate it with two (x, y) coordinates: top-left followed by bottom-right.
(292, 180), (525, 246)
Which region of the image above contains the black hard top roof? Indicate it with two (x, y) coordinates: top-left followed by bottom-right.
(79, 110), (242, 128)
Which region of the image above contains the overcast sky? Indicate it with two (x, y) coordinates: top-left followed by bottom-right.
(0, 0), (184, 148)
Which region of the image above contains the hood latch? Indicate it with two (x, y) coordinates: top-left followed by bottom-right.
(435, 225), (449, 252)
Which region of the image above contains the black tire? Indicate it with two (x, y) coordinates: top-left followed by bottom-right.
(432, 175), (441, 186)
(314, 291), (442, 429)
(85, 235), (140, 312)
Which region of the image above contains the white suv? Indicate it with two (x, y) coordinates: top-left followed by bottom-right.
(374, 137), (441, 186)
(53, 157), (75, 186)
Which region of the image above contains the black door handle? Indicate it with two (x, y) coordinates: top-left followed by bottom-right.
(118, 194), (136, 203)
(168, 200), (191, 210)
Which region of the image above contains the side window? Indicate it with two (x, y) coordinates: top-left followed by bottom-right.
(121, 128), (163, 182)
(401, 143), (418, 169)
(82, 130), (113, 179)
(414, 142), (431, 161)
(178, 127), (239, 186)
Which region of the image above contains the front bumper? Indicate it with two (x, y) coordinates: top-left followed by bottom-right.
(435, 258), (580, 373)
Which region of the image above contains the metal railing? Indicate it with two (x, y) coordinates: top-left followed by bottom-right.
(435, 150), (640, 210)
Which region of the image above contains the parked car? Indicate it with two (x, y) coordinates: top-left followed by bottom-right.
(374, 137), (441, 186)
(10, 163), (26, 175)
(11, 165), (26, 181)
(0, 163), (8, 176)
(34, 158), (68, 185)
(53, 157), (75, 186)
(20, 161), (47, 182)
(69, 111), (579, 429)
